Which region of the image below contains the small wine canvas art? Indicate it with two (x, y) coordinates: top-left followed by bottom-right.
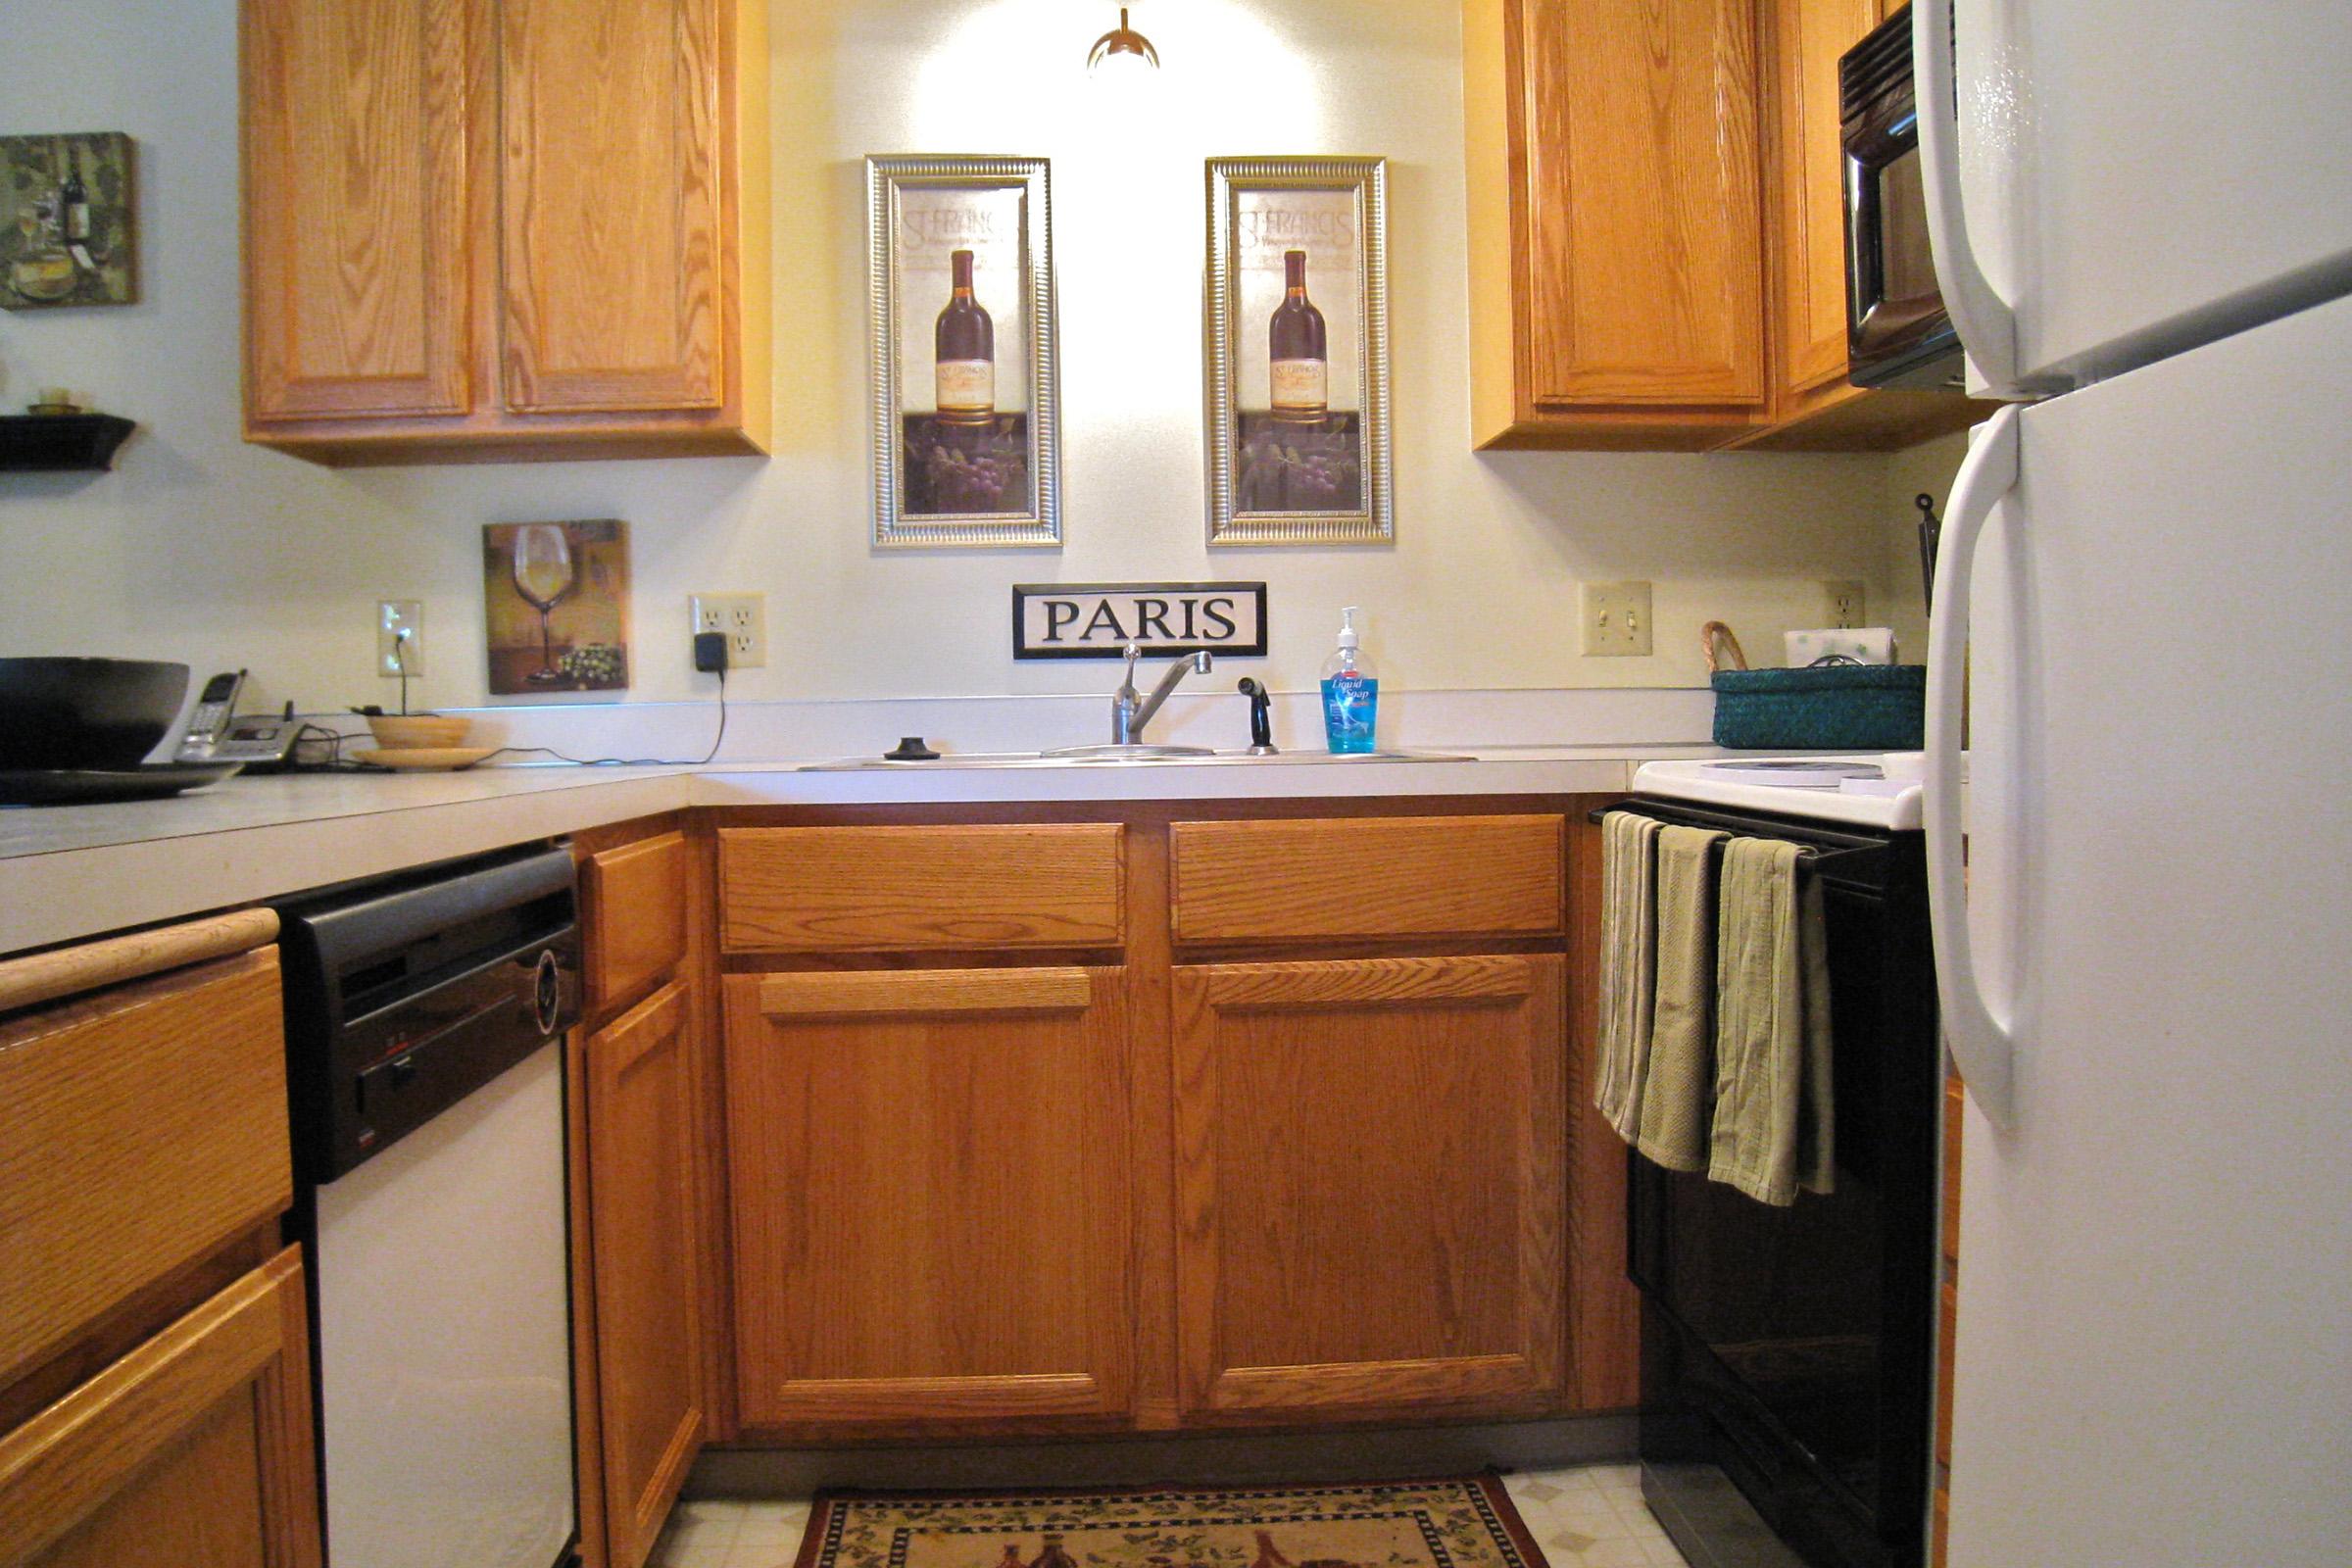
(482, 520), (632, 695)
(1, 132), (136, 310)
(868, 157), (1061, 548)
(1206, 158), (1394, 546)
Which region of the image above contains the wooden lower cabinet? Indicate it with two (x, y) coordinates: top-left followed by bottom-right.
(1169, 955), (1566, 1422)
(0, 1248), (318, 1568)
(584, 980), (708, 1568)
(722, 967), (1134, 1436)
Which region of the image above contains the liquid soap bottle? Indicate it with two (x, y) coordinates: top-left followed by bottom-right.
(1319, 606), (1378, 754)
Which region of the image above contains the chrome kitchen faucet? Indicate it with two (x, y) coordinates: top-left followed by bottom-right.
(1111, 642), (1212, 745)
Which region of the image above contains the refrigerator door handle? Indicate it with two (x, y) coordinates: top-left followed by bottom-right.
(1927, 404), (2021, 1130)
(1915, 0), (2021, 397)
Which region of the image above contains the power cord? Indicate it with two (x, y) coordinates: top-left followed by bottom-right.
(479, 668), (729, 768)
(333, 627), (731, 770)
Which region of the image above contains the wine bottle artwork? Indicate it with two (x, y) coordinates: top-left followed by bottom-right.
(868, 156), (1060, 547)
(0, 132), (136, 310)
(1207, 160), (1391, 542)
(935, 249), (996, 427)
(1267, 249), (1329, 423)
(510, 524), (577, 685)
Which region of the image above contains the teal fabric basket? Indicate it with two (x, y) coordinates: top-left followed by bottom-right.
(1710, 664), (1927, 750)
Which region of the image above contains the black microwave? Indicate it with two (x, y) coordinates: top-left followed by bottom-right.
(1841, 5), (1965, 390)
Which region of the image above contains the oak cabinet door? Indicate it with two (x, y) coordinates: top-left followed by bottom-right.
(243, 0), (473, 422)
(0, 1250), (319, 1568)
(585, 980), (708, 1568)
(1171, 956), (1566, 1421)
(723, 968), (1134, 1436)
(1768, 0), (1883, 399)
(1519, 0), (1767, 412)
(499, 0), (724, 413)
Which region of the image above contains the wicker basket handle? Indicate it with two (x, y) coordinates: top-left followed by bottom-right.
(1700, 620), (1748, 673)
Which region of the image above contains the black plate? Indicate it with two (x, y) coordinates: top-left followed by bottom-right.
(0, 761), (244, 807)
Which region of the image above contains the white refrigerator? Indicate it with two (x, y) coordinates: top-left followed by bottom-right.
(1914, 0), (2352, 1563)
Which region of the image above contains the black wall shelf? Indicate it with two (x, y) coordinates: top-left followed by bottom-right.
(0, 414), (136, 472)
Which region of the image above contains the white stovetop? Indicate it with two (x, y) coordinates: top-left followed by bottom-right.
(1632, 756), (1926, 830)
(0, 744), (1736, 956)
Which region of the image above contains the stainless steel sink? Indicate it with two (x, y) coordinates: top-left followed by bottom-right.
(798, 748), (1471, 772)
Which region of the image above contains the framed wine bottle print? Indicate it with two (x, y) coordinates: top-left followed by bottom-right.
(866, 156), (1061, 549)
(1205, 157), (1393, 546)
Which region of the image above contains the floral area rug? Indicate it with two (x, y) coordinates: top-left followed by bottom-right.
(792, 1479), (1546, 1568)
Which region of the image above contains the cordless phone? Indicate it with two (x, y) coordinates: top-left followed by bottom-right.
(174, 670), (245, 761)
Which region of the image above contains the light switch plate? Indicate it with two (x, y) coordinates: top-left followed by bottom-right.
(1580, 581), (1652, 657)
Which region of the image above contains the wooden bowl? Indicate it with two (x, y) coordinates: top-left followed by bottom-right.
(365, 713), (472, 751)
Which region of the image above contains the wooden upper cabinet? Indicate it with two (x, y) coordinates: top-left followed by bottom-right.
(242, 0), (472, 422)
(499, 0), (722, 415)
(1771, 0), (1880, 404)
(722, 967), (1134, 1436)
(1465, 0), (1770, 449)
(1466, 0), (1986, 453)
(1734, 0), (1996, 450)
(583, 982), (706, 1568)
(239, 0), (769, 465)
(1170, 955), (1566, 1422)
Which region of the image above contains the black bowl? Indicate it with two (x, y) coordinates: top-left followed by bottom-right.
(0, 659), (191, 771)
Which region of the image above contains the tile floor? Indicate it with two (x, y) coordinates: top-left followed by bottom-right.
(647, 1467), (1688, 1568)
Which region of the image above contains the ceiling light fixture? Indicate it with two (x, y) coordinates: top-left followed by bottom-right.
(1087, 6), (1159, 73)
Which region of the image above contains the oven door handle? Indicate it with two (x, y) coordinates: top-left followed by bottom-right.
(1926, 404), (2020, 1131)
(1914, 0), (2020, 396)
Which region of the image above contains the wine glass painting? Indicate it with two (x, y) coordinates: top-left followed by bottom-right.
(482, 520), (632, 695)
(1, 132), (136, 310)
(1205, 158), (1394, 546)
(868, 157), (1062, 549)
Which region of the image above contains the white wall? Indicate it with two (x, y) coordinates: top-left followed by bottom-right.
(1, 0), (1922, 720)
(1879, 430), (1971, 661)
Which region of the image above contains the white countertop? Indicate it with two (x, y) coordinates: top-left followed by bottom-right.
(0, 745), (1729, 956)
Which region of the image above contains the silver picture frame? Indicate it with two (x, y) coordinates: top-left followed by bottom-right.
(867, 155), (1061, 550)
(1204, 156), (1394, 547)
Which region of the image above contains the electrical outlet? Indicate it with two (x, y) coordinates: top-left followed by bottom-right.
(1821, 580), (1867, 629)
(1580, 580), (1653, 657)
(689, 593), (766, 669)
(377, 600), (423, 677)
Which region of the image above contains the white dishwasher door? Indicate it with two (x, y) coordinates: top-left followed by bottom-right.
(315, 1042), (575, 1568)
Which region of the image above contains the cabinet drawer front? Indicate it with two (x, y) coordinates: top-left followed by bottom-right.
(0, 951), (291, 1389)
(584, 831), (692, 1011)
(719, 825), (1125, 954)
(1171, 815), (1563, 944)
(0, 1248), (317, 1568)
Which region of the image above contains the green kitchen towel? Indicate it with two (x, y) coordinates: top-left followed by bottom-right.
(1635, 825), (1727, 1172)
(1593, 811), (1664, 1140)
(1708, 836), (1836, 1205)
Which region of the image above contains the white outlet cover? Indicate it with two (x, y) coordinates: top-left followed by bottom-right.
(1579, 581), (1653, 657)
(1821, 580), (1867, 628)
(378, 600), (423, 677)
(689, 593), (767, 669)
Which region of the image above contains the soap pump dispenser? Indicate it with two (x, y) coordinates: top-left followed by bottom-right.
(1319, 606), (1378, 754)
